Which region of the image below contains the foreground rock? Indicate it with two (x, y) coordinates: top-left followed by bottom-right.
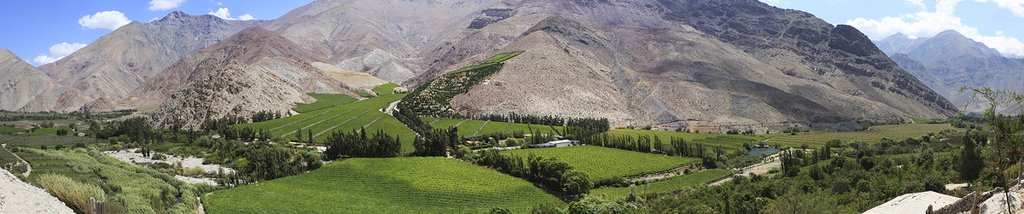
(0, 169), (75, 214)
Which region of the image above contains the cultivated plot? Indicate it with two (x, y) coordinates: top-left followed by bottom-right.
(505, 145), (700, 182)
(204, 157), (562, 213)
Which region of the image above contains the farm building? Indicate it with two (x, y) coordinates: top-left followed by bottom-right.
(530, 140), (579, 148)
(864, 191), (959, 214)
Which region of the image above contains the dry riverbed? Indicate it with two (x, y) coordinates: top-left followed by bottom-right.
(102, 149), (234, 185)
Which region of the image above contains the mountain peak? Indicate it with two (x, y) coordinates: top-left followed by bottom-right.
(934, 30), (968, 40)
(160, 11), (193, 21)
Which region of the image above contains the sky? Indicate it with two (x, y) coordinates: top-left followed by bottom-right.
(1, 0), (1021, 66)
(0, 0), (312, 66)
(763, 0), (1024, 58)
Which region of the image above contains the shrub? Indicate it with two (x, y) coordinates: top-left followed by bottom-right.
(151, 153), (166, 161)
(36, 174), (107, 214)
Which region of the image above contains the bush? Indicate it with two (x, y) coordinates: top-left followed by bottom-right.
(36, 174), (107, 214)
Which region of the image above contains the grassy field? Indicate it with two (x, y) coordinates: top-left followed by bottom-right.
(292, 93), (357, 113)
(204, 157), (561, 213)
(0, 135), (99, 148)
(236, 84), (417, 153)
(768, 124), (958, 147)
(505, 146), (700, 182)
(589, 169), (733, 200)
(608, 129), (772, 150)
(0, 126), (26, 134)
(426, 117), (562, 137)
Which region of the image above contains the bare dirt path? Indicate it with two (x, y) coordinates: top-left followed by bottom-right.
(0, 168), (75, 214)
(629, 165), (700, 183)
(1, 144), (30, 177)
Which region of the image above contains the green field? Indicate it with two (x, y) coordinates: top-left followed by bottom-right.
(426, 117), (562, 137)
(204, 157), (561, 213)
(505, 146), (700, 182)
(0, 126), (26, 134)
(768, 124), (958, 146)
(293, 93), (358, 113)
(608, 129), (772, 150)
(236, 84), (417, 153)
(0, 135), (98, 148)
(589, 169), (733, 200)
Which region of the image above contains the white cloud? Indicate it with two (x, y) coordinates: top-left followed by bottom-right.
(991, 0), (1024, 18)
(208, 8), (255, 21)
(32, 42), (87, 65)
(78, 11), (131, 30)
(906, 0), (927, 9)
(148, 0), (185, 11)
(846, 0), (1024, 57)
(238, 14), (255, 21)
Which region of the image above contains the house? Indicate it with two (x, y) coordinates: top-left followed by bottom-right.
(530, 140), (578, 148)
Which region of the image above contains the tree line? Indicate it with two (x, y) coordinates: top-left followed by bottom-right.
(323, 128), (402, 159)
(472, 150), (591, 199)
(584, 133), (726, 168)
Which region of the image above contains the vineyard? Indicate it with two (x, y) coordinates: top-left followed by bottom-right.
(235, 84), (417, 153)
(588, 169), (733, 200)
(0, 126), (26, 134)
(424, 117), (562, 137)
(1, 135), (99, 148)
(203, 157), (561, 213)
(292, 93), (357, 113)
(768, 124), (958, 147)
(505, 145), (700, 182)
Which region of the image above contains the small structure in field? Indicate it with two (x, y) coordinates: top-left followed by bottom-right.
(530, 140), (579, 148)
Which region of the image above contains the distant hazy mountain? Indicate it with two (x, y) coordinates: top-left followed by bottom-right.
(35, 12), (261, 112)
(0, 49), (86, 112)
(144, 27), (358, 129)
(877, 30), (1024, 112)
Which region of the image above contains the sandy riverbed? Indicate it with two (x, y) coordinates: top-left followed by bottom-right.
(102, 149), (234, 185)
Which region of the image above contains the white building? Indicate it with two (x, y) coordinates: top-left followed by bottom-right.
(530, 140), (578, 148)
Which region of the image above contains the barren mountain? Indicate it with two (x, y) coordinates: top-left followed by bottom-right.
(144, 27), (357, 129)
(36, 11), (261, 112)
(877, 30), (1024, 112)
(0, 49), (82, 112)
(420, 0), (957, 130)
(265, 0), (505, 84)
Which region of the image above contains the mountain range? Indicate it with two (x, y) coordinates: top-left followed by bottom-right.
(876, 30), (1024, 113)
(0, 0), (960, 131)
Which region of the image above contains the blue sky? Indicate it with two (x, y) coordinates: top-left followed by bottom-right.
(1, 0), (1021, 66)
(764, 0), (1024, 57)
(0, 0), (311, 65)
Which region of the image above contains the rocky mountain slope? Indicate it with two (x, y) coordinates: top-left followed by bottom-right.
(430, 0), (956, 130)
(876, 30), (1024, 112)
(144, 27), (357, 129)
(35, 12), (261, 112)
(0, 49), (86, 112)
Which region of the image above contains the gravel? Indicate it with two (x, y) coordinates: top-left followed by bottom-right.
(0, 169), (75, 214)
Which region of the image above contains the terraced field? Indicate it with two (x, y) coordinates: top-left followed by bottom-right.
(402, 52), (521, 117)
(425, 117), (562, 137)
(204, 157), (561, 213)
(589, 169), (733, 200)
(236, 84), (417, 153)
(768, 124), (958, 146)
(505, 146), (700, 182)
(608, 129), (771, 150)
